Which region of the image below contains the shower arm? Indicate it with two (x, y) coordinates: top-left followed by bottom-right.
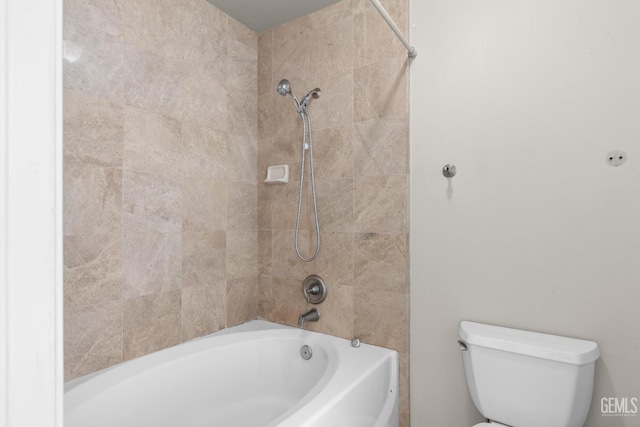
(368, 0), (417, 58)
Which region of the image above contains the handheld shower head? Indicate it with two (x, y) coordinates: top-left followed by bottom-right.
(277, 79), (321, 113)
(308, 88), (321, 99)
(300, 88), (321, 109)
(277, 79), (291, 96)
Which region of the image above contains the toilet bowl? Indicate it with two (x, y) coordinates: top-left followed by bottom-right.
(460, 321), (600, 427)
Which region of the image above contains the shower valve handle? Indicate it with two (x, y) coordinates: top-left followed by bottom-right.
(302, 275), (328, 305)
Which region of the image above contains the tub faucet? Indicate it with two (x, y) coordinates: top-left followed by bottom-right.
(298, 308), (320, 327)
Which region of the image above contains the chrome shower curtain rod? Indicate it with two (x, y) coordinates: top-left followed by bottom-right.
(369, 0), (417, 58)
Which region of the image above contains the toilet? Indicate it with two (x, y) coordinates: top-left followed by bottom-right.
(458, 321), (600, 427)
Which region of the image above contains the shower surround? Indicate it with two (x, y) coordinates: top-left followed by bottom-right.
(63, 0), (409, 424)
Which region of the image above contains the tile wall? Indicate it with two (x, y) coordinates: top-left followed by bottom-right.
(63, 0), (259, 380)
(256, 0), (410, 424)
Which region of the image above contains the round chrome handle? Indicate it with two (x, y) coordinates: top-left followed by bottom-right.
(302, 275), (327, 304)
(443, 164), (457, 178)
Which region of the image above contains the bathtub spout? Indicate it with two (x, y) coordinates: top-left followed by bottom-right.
(298, 308), (320, 327)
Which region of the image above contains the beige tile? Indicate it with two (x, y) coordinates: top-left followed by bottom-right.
(257, 275), (274, 319)
(227, 90), (258, 139)
(355, 232), (407, 292)
(354, 289), (408, 352)
(316, 179), (353, 232)
(307, 16), (354, 83)
(122, 0), (183, 62)
(123, 106), (182, 175)
(227, 134), (257, 184)
(312, 125), (354, 180)
(122, 232), (182, 298)
(64, 299), (123, 381)
(227, 182), (257, 230)
(64, 156), (122, 236)
(258, 92), (274, 140)
(257, 138), (273, 230)
(257, 137), (271, 181)
(314, 232), (355, 283)
(354, 115), (407, 176)
(311, 71), (354, 131)
(123, 42), (182, 119)
(354, 175), (407, 234)
(272, 229), (315, 279)
(182, 231), (226, 287)
(64, 234), (122, 307)
(270, 276), (308, 327)
(271, 22), (309, 94)
(122, 170), (182, 233)
(182, 0), (227, 80)
(182, 121), (227, 180)
(63, 0), (123, 37)
(182, 281), (226, 341)
(123, 290), (182, 360)
(227, 276), (260, 326)
(354, 58), (408, 122)
(257, 31), (273, 96)
(270, 180), (308, 231)
(271, 85), (305, 143)
(258, 230), (272, 275)
(227, 38), (257, 95)
(64, 90), (123, 168)
(227, 230), (258, 279)
(226, 15), (258, 50)
(181, 176), (226, 232)
(272, 230), (352, 284)
(63, 22), (124, 106)
(182, 70), (227, 131)
(306, 281), (354, 339)
(271, 126), (304, 179)
(258, 184), (272, 230)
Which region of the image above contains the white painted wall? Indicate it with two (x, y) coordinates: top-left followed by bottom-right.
(1, 0), (63, 426)
(410, 1), (640, 426)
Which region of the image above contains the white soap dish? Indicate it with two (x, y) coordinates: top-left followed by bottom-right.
(264, 165), (289, 184)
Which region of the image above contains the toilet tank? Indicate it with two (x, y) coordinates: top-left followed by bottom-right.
(459, 321), (600, 427)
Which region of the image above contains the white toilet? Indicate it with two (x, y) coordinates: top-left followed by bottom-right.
(458, 321), (600, 427)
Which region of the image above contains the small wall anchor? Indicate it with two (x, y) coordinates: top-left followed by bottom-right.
(442, 164), (457, 178)
(606, 151), (627, 167)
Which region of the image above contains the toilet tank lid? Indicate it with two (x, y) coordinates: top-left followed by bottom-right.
(459, 321), (600, 365)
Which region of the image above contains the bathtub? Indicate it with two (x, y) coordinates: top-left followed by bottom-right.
(64, 319), (399, 427)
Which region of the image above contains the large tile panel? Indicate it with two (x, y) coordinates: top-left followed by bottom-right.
(64, 234), (122, 307)
(64, 300), (123, 380)
(122, 170), (182, 233)
(122, 232), (182, 298)
(123, 290), (182, 360)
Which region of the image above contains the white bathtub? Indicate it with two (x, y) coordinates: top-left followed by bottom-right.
(65, 319), (399, 427)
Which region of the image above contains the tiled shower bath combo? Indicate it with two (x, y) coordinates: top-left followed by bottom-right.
(63, 0), (410, 424)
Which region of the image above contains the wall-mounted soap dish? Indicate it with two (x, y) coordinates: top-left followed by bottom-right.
(264, 165), (289, 184)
